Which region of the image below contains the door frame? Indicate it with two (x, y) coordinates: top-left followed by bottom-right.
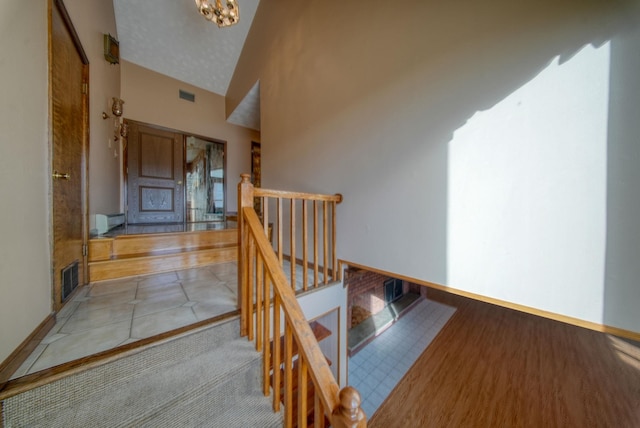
(49, 0), (90, 310)
(123, 119), (228, 225)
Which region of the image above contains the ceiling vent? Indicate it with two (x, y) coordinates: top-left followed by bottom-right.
(179, 90), (195, 102)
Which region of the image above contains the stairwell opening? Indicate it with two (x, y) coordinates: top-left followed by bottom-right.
(346, 267), (425, 355)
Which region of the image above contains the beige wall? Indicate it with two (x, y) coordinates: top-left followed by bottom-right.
(0, 0), (51, 362)
(122, 61), (258, 211)
(228, 0), (640, 333)
(64, 0), (121, 217)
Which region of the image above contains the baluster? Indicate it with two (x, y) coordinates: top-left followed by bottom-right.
(263, 273), (271, 396)
(313, 200), (319, 288)
(241, 213), (250, 336)
(332, 387), (366, 428)
(284, 323), (294, 428)
(248, 234), (255, 341)
(278, 197), (283, 266)
(291, 199), (296, 290)
(273, 296), (282, 411)
(238, 174), (254, 337)
(302, 200), (308, 291)
(314, 391), (325, 428)
(332, 201), (337, 282)
(298, 355), (308, 428)
(263, 196), (269, 242)
(256, 253), (263, 352)
(323, 201), (329, 285)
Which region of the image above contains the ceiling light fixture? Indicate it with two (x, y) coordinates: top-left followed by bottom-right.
(195, 0), (239, 28)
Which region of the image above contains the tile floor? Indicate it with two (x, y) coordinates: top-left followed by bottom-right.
(11, 262), (239, 379)
(11, 258), (456, 421)
(11, 259), (325, 380)
(348, 298), (457, 418)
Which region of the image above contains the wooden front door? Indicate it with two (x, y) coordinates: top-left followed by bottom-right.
(51, 0), (89, 311)
(126, 122), (185, 224)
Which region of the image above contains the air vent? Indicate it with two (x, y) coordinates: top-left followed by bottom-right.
(179, 89), (195, 102)
(61, 261), (79, 302)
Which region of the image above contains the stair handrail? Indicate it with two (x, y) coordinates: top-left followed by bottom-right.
(238, 175), (366, 428)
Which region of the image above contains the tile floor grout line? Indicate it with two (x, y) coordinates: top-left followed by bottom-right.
(347, 298), (456, 418)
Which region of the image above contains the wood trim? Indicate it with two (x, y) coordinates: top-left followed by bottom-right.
(89, 245), (237, 282)
(340, 259), (640, 342)
(88, 238), (113, 262)
(53, 0), (89, 64)
(254, 188), (343, 203)
(0, 313), (56, 387)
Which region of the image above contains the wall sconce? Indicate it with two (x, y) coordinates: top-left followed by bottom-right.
(103, 98), (127, 157)
(112, 97), (123, 117)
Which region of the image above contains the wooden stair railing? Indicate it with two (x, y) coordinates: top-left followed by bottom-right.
(238, 175), (366, 428)
(270, 321), (332, 427)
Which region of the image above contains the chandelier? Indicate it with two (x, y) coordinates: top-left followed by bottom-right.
(195, 0), (239, 28)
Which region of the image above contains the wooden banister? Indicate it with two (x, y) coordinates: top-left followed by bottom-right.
(332, 387), (366, 428)
(238, 174), (342, 297)
(237, 174), (366, 427)
(253, 187), (343, 203)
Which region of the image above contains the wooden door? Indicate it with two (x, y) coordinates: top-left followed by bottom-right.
(51, 0), (89, 311)
(126, 122), (185, 224)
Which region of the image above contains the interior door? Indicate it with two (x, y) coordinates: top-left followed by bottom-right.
(126, 122), (185, 224)
(51, 0), (89, 311)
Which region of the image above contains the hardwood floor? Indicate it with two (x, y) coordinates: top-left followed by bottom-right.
(369, 289), (640, 428)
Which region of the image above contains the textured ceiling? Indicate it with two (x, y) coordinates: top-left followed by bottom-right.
(113, 0), (260, 130)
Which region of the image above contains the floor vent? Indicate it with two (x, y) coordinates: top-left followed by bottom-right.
(62, 261), (79, 302)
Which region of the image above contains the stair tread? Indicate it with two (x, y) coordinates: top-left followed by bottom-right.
(43, 340), (258, 425)
(2, 318), (280, 428)
(143, 389), (284, 428)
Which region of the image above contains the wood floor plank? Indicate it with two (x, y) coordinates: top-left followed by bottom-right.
(369, 290), (640, 428)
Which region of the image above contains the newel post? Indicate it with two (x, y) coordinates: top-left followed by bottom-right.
(238, 173), (254, 337)
(332, 386), (367, 428)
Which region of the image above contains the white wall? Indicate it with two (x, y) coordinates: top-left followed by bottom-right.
(298, 284), (348, 388)
(0, 0), (51, 362)
(121, 61), (259, 211)
(228, 0), (640, 333)
(603, 23), (640, 332)
(447, 44), (609, 324)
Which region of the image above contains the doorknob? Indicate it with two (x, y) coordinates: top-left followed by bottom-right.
(53, 170), (71, 180)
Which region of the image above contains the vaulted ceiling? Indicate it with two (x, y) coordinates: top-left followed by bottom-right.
(113, 0), (261, 130)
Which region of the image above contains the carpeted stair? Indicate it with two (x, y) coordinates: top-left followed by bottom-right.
(2, 317), (283, 427)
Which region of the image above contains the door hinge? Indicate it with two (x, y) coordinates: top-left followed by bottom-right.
(82, 83), (88, 94)
(82, 244), (88, 257)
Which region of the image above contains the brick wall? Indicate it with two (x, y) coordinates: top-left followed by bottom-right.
(345, 268), (428, 329)
(345, 269), (401, 329)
